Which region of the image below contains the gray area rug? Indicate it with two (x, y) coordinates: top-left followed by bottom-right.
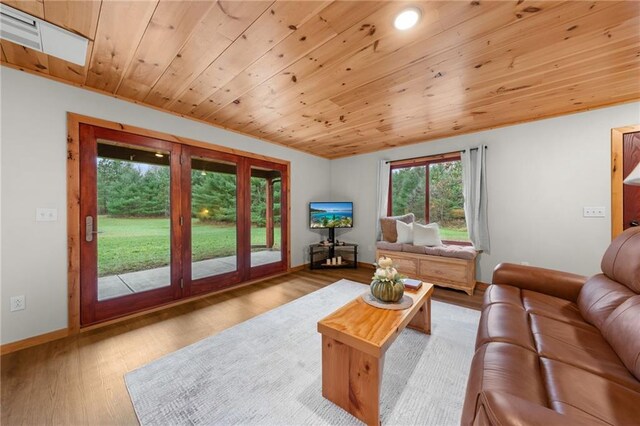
(125, 279), (480, 425)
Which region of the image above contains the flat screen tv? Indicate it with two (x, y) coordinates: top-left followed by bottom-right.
(309, 202), (353, 229)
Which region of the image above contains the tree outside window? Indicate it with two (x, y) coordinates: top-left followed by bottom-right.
(389, 157), (469, 243)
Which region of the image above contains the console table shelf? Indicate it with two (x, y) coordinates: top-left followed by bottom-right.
(309, 243), (358, 270)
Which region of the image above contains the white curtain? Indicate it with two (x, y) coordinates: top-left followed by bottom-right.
(376, 159), (391, 240)
(461, 146), (490, 251)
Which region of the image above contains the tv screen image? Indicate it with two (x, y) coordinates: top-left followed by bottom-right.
(310, 202), (353, 229)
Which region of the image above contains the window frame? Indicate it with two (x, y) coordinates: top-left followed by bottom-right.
(387, 153), (471, 246)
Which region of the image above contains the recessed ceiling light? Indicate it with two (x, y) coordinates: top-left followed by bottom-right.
(394, 7), (421, 30)
(155, 153), (164, 158)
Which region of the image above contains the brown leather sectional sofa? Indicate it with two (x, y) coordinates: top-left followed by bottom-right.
(462, 226), (640, 425)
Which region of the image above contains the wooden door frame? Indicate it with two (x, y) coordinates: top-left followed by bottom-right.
(611, 124), (640, 239)
(67, 113), (291, 334)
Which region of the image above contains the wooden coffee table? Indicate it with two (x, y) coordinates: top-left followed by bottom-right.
(317, 283), (434, 425)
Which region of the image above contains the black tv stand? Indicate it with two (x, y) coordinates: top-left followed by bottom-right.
(327, 227), (335, 243)
(309, 242), (358, 269)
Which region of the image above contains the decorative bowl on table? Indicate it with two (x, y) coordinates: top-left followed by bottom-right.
(370, 256), (405, 303)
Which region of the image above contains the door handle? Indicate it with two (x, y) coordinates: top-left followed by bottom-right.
(630, 220), (639, 227)
(85, 216), (104, 242)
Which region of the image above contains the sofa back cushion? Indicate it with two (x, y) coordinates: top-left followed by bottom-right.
(601, 227), (640, 293)
(602, 296), (640, 380)
(577, 274), (636, 330)
(380, 213), (415, 242)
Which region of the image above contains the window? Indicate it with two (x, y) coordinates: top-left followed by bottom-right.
(388, 154), (470, 244)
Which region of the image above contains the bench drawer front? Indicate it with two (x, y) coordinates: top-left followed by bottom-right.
(394, 257), (418, 276)
(419, 259), (467, 284)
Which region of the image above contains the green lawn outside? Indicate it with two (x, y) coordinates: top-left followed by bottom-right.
(97, 216), (280, 276)
(439, 227), (470, 242)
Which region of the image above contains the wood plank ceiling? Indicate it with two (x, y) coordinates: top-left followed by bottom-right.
(1, 0), (639, 159)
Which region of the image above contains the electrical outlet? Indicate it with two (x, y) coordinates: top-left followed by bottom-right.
(10, 295), (25, 312)
(583, 207), (605, 218)
(36, 208), (58, 222)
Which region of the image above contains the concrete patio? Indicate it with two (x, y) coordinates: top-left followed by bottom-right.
(98, 251), (282, 300)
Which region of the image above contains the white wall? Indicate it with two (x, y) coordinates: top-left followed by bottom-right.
(0, 67), (331, 344)
(2, 65), (638, 345)
(330, 102), (640, 283)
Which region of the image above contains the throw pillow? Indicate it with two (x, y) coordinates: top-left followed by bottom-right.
(396, 221), (414, 244)
(379, 213), (415, 242)
(413, 222), (443, 246)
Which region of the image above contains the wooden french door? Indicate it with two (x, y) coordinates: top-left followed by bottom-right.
(79, 124), (288, 326)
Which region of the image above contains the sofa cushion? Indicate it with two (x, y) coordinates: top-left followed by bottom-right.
(375, 241), (403, 251)
(541, 358), (640, 425)
(396, 220), (413, 243)
(483, 285), (522, 308)
(530, 314), (640, 392)
(379, 213), (414, 242)
(602, 296), (640, 381)
(475, 303), (535, 351)
(601, 226), (640, 293)
(577, 274), (635, 330)
(462, 342), (549, 426)
(522, 290), (589, 329)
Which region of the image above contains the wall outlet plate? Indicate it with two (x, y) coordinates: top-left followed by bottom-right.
(36, 208), (58, 221)
(10, 295), (25, 311)
(583, 207), (605, 218)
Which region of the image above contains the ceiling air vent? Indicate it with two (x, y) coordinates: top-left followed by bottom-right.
(0, 4), (88, 66)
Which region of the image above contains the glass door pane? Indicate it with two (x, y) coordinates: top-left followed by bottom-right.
(190, 157), (237, 280)
(96, 141), (172, 301)
(250, 167), (282, 267)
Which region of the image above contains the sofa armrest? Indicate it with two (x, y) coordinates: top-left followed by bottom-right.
(492, 263), (587, 302)
(475, 391), (605, 426)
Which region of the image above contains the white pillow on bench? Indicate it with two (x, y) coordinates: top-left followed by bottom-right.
(396, 221), (443, 246)
(413, 222), (443, 246)
(396, 221), (413, 244)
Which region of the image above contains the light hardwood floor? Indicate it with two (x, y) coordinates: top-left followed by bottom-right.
(1, 268), (483, 425)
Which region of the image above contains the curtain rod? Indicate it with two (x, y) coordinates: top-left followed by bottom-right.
(385, 146), (487, 164)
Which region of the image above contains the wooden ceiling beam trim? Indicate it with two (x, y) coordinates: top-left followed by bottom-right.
(115, 1), (214, 101)
(84, 1), (159, 93)
(143, 1), (274, 109)
(168, 0), (333, 116)
(42, 0), (102, 40)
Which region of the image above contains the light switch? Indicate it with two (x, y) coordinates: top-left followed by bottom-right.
(36, 208), (58, 221)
